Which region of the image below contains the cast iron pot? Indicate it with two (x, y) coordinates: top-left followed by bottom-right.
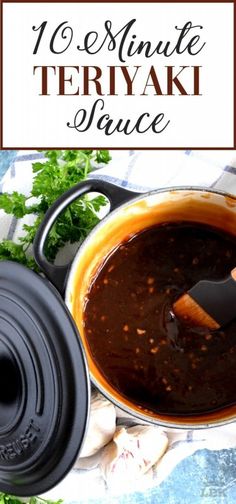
(34, 179), (236, 430)
(1, 180), (236, 496)
(0, 180), (134, 497)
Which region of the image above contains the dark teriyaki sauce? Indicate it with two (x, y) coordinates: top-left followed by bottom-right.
(84, 222), (236, 416)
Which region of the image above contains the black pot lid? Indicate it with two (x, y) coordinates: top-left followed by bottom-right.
(0, 261), (90, 496)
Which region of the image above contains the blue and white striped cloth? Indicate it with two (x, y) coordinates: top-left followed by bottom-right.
(1, 149), (236, 503)
(1, 149), (236, 245)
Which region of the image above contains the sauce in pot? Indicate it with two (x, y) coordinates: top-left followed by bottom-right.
(84, 222), (236, 416)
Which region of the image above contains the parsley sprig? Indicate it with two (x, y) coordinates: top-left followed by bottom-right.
(0, 150), (111, 270)
(0, 494), (63, 504)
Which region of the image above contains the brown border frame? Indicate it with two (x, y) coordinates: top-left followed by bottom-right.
(0, 0), (235, 150)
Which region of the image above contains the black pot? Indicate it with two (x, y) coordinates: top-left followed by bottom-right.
(0, 180), (136, 496)
(34, 181), (236, 429)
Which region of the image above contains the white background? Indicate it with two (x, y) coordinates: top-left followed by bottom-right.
(2, 2), (234, 148)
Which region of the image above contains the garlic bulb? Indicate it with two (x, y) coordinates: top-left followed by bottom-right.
(100, 425), (168, 488)
(76, 392), (116, 460)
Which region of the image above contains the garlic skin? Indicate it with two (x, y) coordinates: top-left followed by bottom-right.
(77, 392), (116, 459)
(100, 425), (168, 488)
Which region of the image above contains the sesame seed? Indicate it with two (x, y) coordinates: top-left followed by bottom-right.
(137, 328), (146, 335)
(150, 347), (159, 354)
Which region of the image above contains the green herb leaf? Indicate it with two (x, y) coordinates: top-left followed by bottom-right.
(0, 240), (39, 271)
(0, 494), (63, 504)
(0, 494), (23, 504)
(0, 150), (111, 268)
(94, 150), (111, 164)
(0, 192), (29, 218)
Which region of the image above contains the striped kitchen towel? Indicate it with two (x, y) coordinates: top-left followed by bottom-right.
(1, 149), (236, 504)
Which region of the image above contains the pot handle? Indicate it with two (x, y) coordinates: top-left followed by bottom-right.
(34, 179), (140, 294)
